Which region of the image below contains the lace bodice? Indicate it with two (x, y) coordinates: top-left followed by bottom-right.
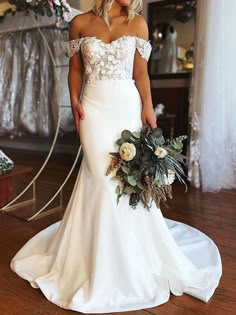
(67, 35), (152, 83)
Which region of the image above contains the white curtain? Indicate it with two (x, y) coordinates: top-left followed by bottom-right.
(188, 0), (236, 191)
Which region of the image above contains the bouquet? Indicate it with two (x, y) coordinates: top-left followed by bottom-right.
(106, 123), (187, 210)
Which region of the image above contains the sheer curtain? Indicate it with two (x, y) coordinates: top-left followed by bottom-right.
(188, 0), (236, 191)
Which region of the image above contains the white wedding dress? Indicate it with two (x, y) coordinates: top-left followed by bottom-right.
(10, 35), (222, 313)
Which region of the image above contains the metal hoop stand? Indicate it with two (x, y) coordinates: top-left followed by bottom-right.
(0, 16), (81, 221)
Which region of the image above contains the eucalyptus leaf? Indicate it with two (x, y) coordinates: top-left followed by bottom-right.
(132, 131), (140, 138)
(121, 166), (130, 174)
(152, 128), (163, 138)
(127, 175), (136, 186)
(121, 130), (133, 140)
(115, 185), (120, 195)
(116, 138), (125, 145)
(155, 136), (165, 145)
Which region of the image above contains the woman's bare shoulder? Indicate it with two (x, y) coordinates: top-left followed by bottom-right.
(69, 11), (96, 36)
(130, 15), (149, 39)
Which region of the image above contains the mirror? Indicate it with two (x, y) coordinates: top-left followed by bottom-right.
(148, 0), (197, 78)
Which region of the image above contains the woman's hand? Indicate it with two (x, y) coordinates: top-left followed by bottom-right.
(141, 106), (157, 129)
(71, 102), (85, 133)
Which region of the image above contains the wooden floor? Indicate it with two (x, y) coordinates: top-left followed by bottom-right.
(0, 150), (235, 315)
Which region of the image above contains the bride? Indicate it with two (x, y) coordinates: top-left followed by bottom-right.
(10, 0), (222, 313)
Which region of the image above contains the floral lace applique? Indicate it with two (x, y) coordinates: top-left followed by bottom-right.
(67, 39), (82, 58)
(135, 37), (152, 61)
(67, 36), (152, 83)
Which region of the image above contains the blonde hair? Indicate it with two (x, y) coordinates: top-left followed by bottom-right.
(92, 0), (143, 30)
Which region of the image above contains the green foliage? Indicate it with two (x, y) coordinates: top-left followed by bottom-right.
(2, 0), (71, 25)
(127, 175), (136, 186)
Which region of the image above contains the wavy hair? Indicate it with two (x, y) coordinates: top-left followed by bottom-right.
(92, 0), (143, 29)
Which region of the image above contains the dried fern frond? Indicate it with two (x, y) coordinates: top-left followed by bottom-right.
(164, 185), (173, 199)
(143, 190), (151, 208)
(144, 175), (154, 188)
(152, 185), (168, 208)
(106, 156), (122, 176)
(141, 182), (152, 208)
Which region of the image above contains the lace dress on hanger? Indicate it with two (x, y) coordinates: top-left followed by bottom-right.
(10, 35), (222, 313)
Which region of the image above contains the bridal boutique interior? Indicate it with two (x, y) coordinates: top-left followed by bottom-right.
(0, 0), (235, 314)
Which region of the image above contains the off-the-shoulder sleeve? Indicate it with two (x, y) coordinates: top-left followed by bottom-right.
(67, 39), (82, 58)
(135, 37), (152, 62)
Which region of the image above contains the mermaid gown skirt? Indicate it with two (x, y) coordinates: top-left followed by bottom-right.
(10, 36), (222, 313)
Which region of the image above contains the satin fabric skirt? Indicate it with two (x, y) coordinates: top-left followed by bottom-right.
(10, 80), (222, 313)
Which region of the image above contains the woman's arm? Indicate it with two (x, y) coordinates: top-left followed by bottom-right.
(68, 16), (84, 133)
(133, 17), (157, 129)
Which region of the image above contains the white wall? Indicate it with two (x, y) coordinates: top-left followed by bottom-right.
(76, 0), (160, 19)
(67, 0), (93, 13)
(79, 0), (93, 12)
(142, 0), (161, 21)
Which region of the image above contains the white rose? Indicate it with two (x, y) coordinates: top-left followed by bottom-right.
(154, 146), (168, 158)
(119, 143), (136, 161)
(164, 169), (175, 185)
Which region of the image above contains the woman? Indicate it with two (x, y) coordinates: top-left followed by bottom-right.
(10, 0), (222, 313)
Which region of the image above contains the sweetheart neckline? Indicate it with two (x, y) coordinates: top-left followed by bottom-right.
(72, 35), (151, 45)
